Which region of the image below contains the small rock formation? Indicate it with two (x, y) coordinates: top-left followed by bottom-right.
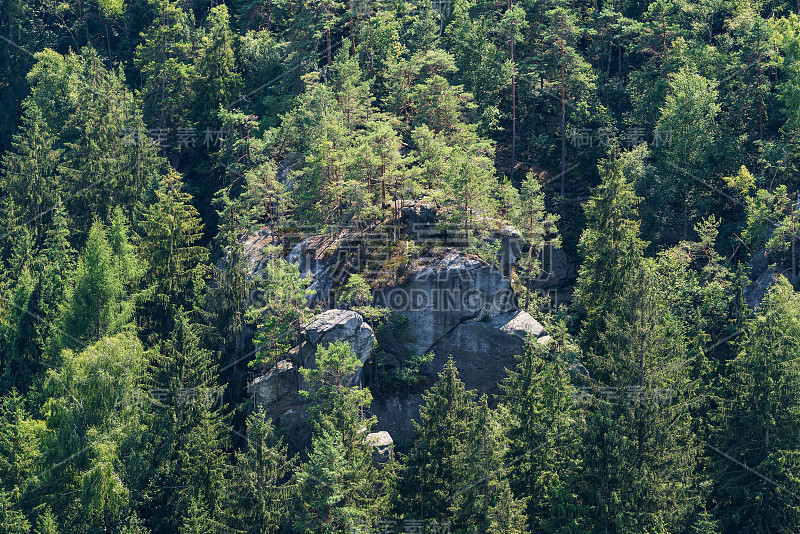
(299, 309), (375, 386)
(744, 268), (780, 309)
(247, 309), (376, 453)
(241, 228), (282, 278)
(365, 431), (394, 465)
(247, 359), (297, 408)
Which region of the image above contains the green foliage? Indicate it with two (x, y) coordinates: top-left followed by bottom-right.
(61, 219), (133, 348)
(137, 171), (209, 334)
(247, 246), (313, 372)
(232, 409), (295, 534)
(711, 277), (800, 533)
(6, 0), (800, 531)
(575, 150), (647, 352)
(500, 338), (582, 532)
(391, 351), (433, 391)
(296, 338), (394, 533)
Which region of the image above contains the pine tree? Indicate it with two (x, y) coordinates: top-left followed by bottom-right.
(247, 249), (312, 373)
(504, 172), (560, 310)
(445, 147), (498, 243)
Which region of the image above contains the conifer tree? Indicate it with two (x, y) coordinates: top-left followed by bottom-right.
(575, 150), (647, 353)
(247, 247), (313, 373)
(296, 340), (395, 533)
(232, 408), (295, 534)
(400, 358), (476, 525)
(134, 0), (196, 129)
(62, 220), (131, 347)
(0, 101), (61, 244)
(500, 338), (582, 533)
(711, 277), (800, 534)
(194, 5), (242, 125)
(580, 262), (700, 534)
(137, 171), (209, 334)
(145, 311), (229, 532)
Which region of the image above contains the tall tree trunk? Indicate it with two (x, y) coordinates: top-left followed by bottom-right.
(327, 27), (332, 66)
(511, 30), (516, 181)
(560, 15), (566, 199)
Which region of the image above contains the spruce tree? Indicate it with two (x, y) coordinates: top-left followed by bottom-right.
(232, 408), (295, 534)
(137, 171), (209, 334)
(194, 5), (242, 125)
(574, 150), (647, 354)
(580, 262), (700, 534)
(134, 0), (196, 129)
(0, 101), (61, 244)
(500, 338), (582, 533)
(400, 358), (476, 525)
(296, 341), (395, 533)
(711, 277), (800, 534)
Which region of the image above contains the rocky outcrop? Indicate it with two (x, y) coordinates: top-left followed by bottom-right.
(299, 309), (375, 386)
(371, 252), (549, 443)
(248, 359), (297, 409)
(242, 220), (564, 449)
(373, 253), (548, 361)
(248, 310), (376, 454)
(279, 407), (311, 456)
(241, 228), (282, 278)
(365, 431), (394, 465)
(744, 268), (780, 309)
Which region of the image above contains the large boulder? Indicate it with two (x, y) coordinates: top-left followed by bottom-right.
(373, 253), (522, 355)
(373, 252), (547, 356)
(299, 309), (376, 386)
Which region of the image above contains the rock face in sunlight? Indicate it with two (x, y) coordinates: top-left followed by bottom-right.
(299, 309), (375, 386)
(370, 252), (549, 443)
(245, 225), (556, 445)
(374, 252), (547, 392)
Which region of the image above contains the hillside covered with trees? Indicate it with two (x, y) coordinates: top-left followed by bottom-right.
(2, 0), (800, 532)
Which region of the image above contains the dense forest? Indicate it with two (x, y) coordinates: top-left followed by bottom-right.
(3, 0), (800, 532)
